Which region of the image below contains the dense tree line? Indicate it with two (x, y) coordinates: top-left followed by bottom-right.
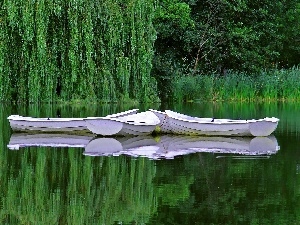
(0, 0), (299, 102)
(153, 0), (300, 74)
(152, 0), (300, 101)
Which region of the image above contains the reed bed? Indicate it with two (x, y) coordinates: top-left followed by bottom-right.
(172, 67), (300, 102)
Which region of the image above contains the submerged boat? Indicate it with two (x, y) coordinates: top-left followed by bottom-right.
(7, 109), (139, 133)
(153, 110), (279, 137)
(84, 111), (160, 136)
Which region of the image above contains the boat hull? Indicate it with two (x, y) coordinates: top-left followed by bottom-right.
(7, 109), (139, 133)
(85, 111), (160, 136)
(167, 116), (251, 136)
(85, 119), (124, 136)
(248, 119), (279, 136)
(8, 117), (87, 132)
(165, 110), (279, 137)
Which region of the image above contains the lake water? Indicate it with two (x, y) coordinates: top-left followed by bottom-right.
(0, 102), (299, 224)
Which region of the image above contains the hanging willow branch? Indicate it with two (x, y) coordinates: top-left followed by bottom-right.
(1, 0), (159, 103)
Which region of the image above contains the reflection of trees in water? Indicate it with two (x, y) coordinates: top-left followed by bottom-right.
(0, 148), (157, 224)
(153, 152), (300, 224)
(0, 146), (300, 224)
(154, 157), (195, 207)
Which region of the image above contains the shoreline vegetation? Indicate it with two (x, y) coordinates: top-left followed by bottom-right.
(1, 67), (300, 104)
(0, 0), (299, 104)
(172, 67), (300, 103)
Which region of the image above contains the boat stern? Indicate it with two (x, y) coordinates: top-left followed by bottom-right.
(249, 117), (279, 136)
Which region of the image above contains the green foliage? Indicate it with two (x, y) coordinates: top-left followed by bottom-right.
(278, 1), (300, 67)
(172, 68), (300, 102)
(0, 0), (159, 103)
(1, 0), (300, 103)
(154, 0), (193, 38)
(152, 0), (300, 100)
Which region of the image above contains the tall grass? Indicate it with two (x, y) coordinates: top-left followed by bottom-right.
(172, 67), (300, 102)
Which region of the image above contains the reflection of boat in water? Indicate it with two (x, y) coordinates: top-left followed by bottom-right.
(83, 135), (280, 159)
(84, 136), (159, 157)
(7, 133), (280, 159)
(7, 133), (95, 150)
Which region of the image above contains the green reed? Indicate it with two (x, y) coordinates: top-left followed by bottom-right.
(172, 67), (300, 102)
(278, 67), (300, 101)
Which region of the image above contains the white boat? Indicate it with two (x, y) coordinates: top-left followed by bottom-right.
(84, 111), (160, 136)
(7, 133), (95, 150)
(162, 110), (279, 137)
(149, 109), (173, 133)
(7, 109), (139, 132)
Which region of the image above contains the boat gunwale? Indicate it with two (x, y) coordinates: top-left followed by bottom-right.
(8, 115), (85, 122)
(165, 110), (279, 125)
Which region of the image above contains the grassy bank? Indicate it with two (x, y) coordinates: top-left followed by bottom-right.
(172, 67), (300, 102)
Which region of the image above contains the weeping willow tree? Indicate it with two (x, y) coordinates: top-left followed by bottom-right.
(0, 0), (159, 103)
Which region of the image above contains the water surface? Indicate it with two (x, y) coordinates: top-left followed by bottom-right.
(0, 102), (299, 224)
